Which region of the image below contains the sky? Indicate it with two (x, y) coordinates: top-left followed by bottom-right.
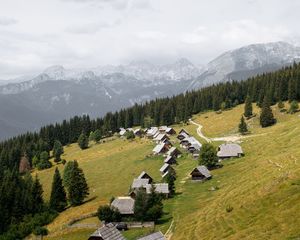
(0, 0), (300, 79)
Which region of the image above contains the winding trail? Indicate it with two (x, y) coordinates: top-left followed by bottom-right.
(189, 119), (268, 143)
(189, 119), (212, 143)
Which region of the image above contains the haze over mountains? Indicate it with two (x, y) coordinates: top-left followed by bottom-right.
(1, 41), (300, 140)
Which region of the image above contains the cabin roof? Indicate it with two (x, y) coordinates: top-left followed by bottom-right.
(217, 143), (243, 157)
(153, 143), (166, 153)
(191, 165), (211, 178)
(160, 163), (170, 173)
(132, 178), (150, 189)
(89, 223), (126, 240)
(154, 133), (168, 141)
(111, 197), (135, 215)
(164, 155), (175, 163)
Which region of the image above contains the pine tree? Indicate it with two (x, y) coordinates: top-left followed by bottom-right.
(78, 133), (89, 150)
(244, 95), (253, 118)
(238, 116), (248, 135)
(164, 168), (176, 197)
(50, 168), (67, 212)
(31, 175), (44, 213)
(65, 161), (89, 206)
(260, 96), (276, 128)
(93, 129), (102, 143)
(133, 189), (148, 221)
(53, 140), (64, 163)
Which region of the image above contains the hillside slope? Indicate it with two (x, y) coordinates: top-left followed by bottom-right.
(32, 104), (300, 240)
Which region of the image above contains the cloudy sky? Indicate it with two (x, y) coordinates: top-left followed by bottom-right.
(0, 0), (299, 79)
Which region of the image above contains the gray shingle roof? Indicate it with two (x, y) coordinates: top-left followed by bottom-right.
(154, 183), (169, 194)
(111, 197), (135, 215)
(89, 223), (126, 240)
(154, 133), (168, 141)
(164, 155), (176, 164)
(217, 143), (243, 158)
(152, 143), (167, 154)
(137, 231), (166, 240)
(160, 163), (170, 173)
(132, 178), (150, 189)
(191, 165), (211, 178)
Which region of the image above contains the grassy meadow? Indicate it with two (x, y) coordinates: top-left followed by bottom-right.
(31, 103), (300, 240)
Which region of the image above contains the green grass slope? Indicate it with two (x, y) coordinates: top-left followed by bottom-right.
(32, 103), (300, 240)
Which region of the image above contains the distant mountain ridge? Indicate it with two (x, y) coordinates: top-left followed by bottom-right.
(187, 41), (300, 90)
(1, 41), (300, 140)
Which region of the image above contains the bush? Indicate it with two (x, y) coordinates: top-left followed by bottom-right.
(125, 131), (135, 140)
(226, 205), (233, 213)
(33, 226), (48, 237)
(288, 100), (299, 114)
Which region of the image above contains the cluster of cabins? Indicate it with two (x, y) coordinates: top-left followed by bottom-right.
(88, 170), (168, 239)
(88, 223), (165, 240)
(109, 171), (170, 219)
(100, 126), (245, 240)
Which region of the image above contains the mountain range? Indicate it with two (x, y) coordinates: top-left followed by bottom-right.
(1, 41), (300, 140)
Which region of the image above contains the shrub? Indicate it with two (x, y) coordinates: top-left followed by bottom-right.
(226, 205), (233, 213)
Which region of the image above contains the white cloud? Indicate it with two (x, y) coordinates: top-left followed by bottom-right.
(0, 0), (299, 79)
(0, 16), (17, 26)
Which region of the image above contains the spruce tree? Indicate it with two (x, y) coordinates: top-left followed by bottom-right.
(31, 175), (44, 213)
(238, 116), (248, 135)
(244, 95), (253, 118)
(260, 96), (276, 128)
(65, 161), (89, 206)
(53, 140), (64, 163)
(78, 133), (89, 150)
(93, 129), (102, 143)
(50, 168), (67, 212)
(133, 189), (148, 221)
(164, 169), (176, 197)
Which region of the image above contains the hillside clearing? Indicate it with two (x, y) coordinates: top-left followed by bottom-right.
(31, 103), (300, 240)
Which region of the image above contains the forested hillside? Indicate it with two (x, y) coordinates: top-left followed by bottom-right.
(0, 63), (300, 239)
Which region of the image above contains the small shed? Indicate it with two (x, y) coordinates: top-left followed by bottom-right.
(165, 127), (176, 135)
(160, 163), (174, 177)
(164, 155), (177, 165)
(167, 147), (181, 158)
(137, 231), (166, 240)
(152, 143), (169, 155)
(134, 128), (143, 137)
(217, 143), (243, 159)
(146, 127), (159, 139)
(177, 129), (190, 140)
(190, 165), (212, 181)
(162, 138), (173, 147)
(119, 128), (127, 137)
(159, 126), (168, 133)
(111, 197), (135, 215)
(88, 223), (126, 240)
(154, 134), (169, 144)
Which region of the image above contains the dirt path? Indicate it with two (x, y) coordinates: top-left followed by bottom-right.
(189, 119), (212, 143)
(189, 119), (266, 143)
